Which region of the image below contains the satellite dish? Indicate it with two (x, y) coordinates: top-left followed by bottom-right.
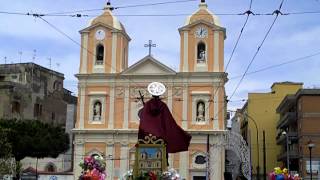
(147, 82), (166, 96)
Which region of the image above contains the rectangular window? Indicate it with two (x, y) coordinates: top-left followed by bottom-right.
(193, 176), (206, 180)
(12, 101), (20, 114)
(306, 160), (320, 174)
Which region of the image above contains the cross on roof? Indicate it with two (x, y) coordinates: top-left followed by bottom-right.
(144, 40), (156, 56)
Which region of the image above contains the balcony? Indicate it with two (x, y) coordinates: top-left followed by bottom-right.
(276, 132), (298, 145)
(277, 150), (299, 161)
(277, 112), (296, 129)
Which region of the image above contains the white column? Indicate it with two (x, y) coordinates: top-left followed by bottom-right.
(79, 85), (86, 129)
(106, 144), (114, 180)
(182, 84), (188, 129)
(179, 151), (189, 179)
(213, 31), (220, 72)
(111, 32), (118, 73)
(108, 85), (115, 129)
(73, 139), (84, 179)
(183, 31), (189, 72)
(210, 145), (225, 180)
(80, 33), (88, 74)
(213, 87), (219, 130)
(119, 143), (129, 177)
(168, 154), (174, 169)
(123, 86), (129, 129)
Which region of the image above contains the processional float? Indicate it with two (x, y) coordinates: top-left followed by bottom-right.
(131, 82), (192, 179)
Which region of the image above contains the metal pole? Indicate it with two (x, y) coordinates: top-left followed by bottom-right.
(36, 157), (38, 179)
(286, 133), (290, 173)
(263, 130), (266, 180)
(249, 130), (252, 179)
(245, 113), (260, 180)
(309, 147), (312, 180)
(206, 134), (210, 180)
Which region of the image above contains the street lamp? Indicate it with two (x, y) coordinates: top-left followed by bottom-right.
(244, 113), (260, 180)
(307, 141), (315, 180)
(282, 131), (290, 173)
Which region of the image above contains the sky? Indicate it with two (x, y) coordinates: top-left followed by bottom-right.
(1, 0), (320, 111)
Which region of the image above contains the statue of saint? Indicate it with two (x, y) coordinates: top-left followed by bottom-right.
(93, 102), (101, 121)
(198, 50), (206, 63)
(196, 102), (205, 122)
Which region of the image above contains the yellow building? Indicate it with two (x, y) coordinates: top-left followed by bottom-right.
(239, 82), (302, 178)
(73, 1), (227, 179)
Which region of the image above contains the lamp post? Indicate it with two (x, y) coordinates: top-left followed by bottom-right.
(307, 141), (315, 180)
(282, 131), (290, 173)
(244, 113), (260, 180)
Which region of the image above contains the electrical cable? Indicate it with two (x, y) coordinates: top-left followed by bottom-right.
(225, 0), (253, 71)
(43, 0), (197, 15)
(228, 0), (285, 100)
(2, 10), (320, 18)
(229, 50), (320, 80)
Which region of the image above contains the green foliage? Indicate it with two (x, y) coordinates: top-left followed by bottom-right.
(0, 119), (70, 161)
(0, 127), (12, 158)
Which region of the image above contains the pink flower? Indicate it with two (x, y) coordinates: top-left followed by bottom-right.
(99, 173), (106, 180)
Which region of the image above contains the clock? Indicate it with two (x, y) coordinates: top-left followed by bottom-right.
(195, 26), (208, 38)
(95, 29), (105, 40)
(147, 82), (166, 96)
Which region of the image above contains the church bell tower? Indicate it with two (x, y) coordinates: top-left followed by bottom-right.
(179, 0), (226, 72)
(78, 2), (131, 74)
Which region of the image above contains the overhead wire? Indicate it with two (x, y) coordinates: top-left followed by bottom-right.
(37, 16), (146, 88)
(229, 50), (320, 80)
(228, 0), (285, 100)
(225, 0), (253, 71)
(201, 0), (254, 124)
(43, 0), (197, 15)
(1, 10), (320, 18)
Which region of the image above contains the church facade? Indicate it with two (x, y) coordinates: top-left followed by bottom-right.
(73, 1), (228, 179)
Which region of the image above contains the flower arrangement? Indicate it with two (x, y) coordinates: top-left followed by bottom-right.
(268, 167), (301, 180)
(79, 155), (106, 180)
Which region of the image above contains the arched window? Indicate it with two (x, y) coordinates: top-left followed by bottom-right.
(196, 101), (205, 122)
(53, 81), (62, 90)
(197, 42), (206, 63)
(45, 163), (56, 172)
(96, 44), (104, 65)
(93, 101), (102, 121)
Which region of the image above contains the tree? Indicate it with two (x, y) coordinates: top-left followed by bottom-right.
(0, 119), (70, 179)
(0, 127), (13, 176)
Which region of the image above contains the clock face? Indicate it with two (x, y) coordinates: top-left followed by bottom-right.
(195, 26), (208, 38)
(147, 82), (166, 96)
(95, 29), (105, 40)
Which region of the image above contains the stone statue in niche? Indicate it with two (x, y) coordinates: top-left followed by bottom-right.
(196, 102), (205, 122)
(198, 50), (206, 63)
(93, 101), (102, 121)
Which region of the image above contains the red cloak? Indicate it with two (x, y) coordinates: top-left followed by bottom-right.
(138, 97), (191, 153)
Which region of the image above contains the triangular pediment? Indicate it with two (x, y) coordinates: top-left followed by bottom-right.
(121, 55), (176, 76)
(79, 22), (114, 33)
(179, 20), (225, 31)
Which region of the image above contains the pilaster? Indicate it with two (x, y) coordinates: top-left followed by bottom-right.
(108, 84), (115, 129)
(213, 31), (220, 72)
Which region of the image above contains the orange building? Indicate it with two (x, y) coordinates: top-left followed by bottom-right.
(73, 1), (227, 179)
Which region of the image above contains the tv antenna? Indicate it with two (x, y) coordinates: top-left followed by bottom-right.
(32, 49), (37, 62)
(47, 57), (52, 69)
(18, 51), (22, 63)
